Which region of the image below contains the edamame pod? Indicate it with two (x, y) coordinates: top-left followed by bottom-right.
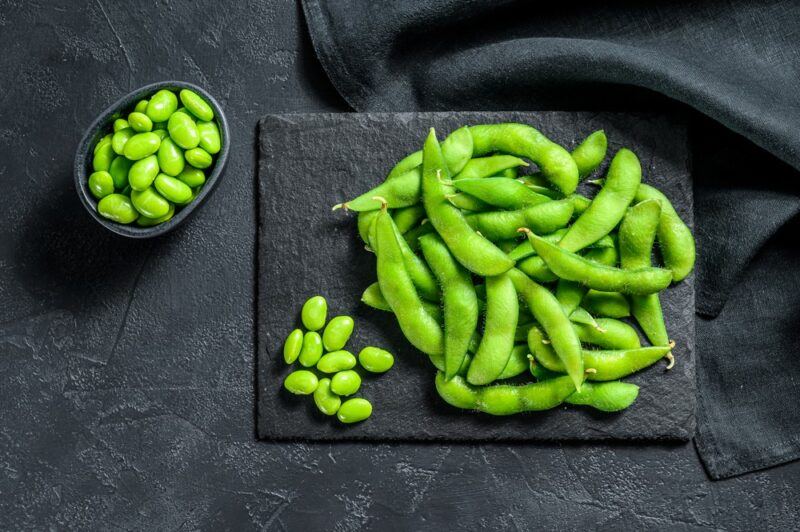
(179, 89), (214, 122)
(301, 296), (327, 331)
(358, 347), (394, 373)
(419, 233), (478, 380)
(168, 111), (199, 149)
(526, 232), (672, 295)
(421, 129), (513, 276)
(565, 381), (639, 412)
(392, 205), (426, 234)
(496, 345), (530, 380)
(360, 282), (442, 323)
(582, 290), (631, 318)
(453, 178), (551, 210)
(154, 173), (193, 204)
(97, 194), (138, 224)
(283, 328), (303, 364)
(440, 125), (473, 175)
(446, 192), (491, 212)
(130, 187), (170, 219)
(128, 155), (160, 191)
(558, 148), (641, 252)
(298, 331), (323, 367)
(572, 318), (641, 349)
(157, 137), (185, 176)
(339, 168), (421, 211)
(123, 132), (161, 160)
(146, 89), (179, 123)
(555, 245), (619, 316)
(467, 273), (518, 385)
(467, 199), (573, 241)
(88, 171), (114, 199)
(508, 268), (583, 391)
(469, 123), (579, 195)
(322, 316), (355, 351)
(283, 370), (318, 395)
(317, 350), (357, 373)
(391, 219), (440, 302)
(571, 130), (608, 178)
(330, 370), (361, 396)
(337, 398), (372, 423)
(453, 155), (528, 180)
(313, 378), (341, 415)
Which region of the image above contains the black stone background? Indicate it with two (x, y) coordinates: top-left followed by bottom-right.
(258, 111), (695, 442)
(1, 1), (798, 529)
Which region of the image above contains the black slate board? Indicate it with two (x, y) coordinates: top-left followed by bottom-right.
(257, 112), (695, 441)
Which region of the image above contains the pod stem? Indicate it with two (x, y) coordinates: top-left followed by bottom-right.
(665, 340), (676, 370)
(332, 202), (349, 212)
(517, 227), (532, 236)
(585, 368), (597, 375)
(371, 196), (389, 210)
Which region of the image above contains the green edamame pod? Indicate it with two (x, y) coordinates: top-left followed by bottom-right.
(330, 370), (361, 396)
(453, 155), (528, 180)
(154, 174), (193, 204)
(136, 204), (174, 227)
(301, 295), (327, 331)
(516, 255), (558, 283)
(496, 345), (530, 380)
(446, 192), (491, 212)
(340, 168), (421, 212)
(565, 381), (639, 412)
(97, 194), (138, 224)
(168, 111), (200, 149)
(526, 232), (672, 295)
(179, 89), (214, 122)
(392, 219), (440, 302)
(619, 198), (671, 349)
(146, 89), (179, 123)
(337, 398), (372, 423)
(313, 378), (341, 416)
(419, 233), (479, 380)
(108, 156), (133, 190)
(435, 373), (578, 415)
(572, 318), (641, 349)
(374, 203), (444, 362)
(558, 148), (642, 252)
(128, 111), (153, 132)
(453, 178), (551, 210)
(283, 328), (303, 364)
(466, 199), (573, 241)
(130, 187), (170, 219)
(357, 211), (380, 244)
(469, 123), (579, 195)
(582, 290), (631, 318)
(317, 350), (357, 373)
(358, 347), (394, 373)
(322, 316), (355, 351)
(360, 282), (442, 323)
(467, 273), (518, 385)
(93, 140), (115, 172)
(507, 228), (569, 261)
(440, 125), (473, 175)
(157, 137), (185, 176)
(393, 205), (426, 234)
(421, 128), (513, 276)
(404, 221), (435, 251)
(496, 167), (518, 178)
(634, 183), (695, 282)
(570, 194), (592, 216)
(128, 155), (160, 191)
(283, 370), (318, 395)
(123, 132), (161, 160)
(88, 171), (114, 199)
(571, 130), (607, 178)
(508, 268), (583, 391)
(111, 127), (135, 155)
(298, 331), (323, 367)
(555, 245), (619, 316)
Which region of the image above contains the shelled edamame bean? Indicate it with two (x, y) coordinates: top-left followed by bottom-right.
(87, 87), (221, 226)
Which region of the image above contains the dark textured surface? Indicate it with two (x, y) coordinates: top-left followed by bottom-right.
(2, 0), (800, 529)
(258, 111), (695, 441)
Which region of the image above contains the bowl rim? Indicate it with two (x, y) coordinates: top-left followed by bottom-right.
(74, 80), (230, 238)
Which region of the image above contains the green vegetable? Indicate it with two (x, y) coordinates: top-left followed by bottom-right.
(337, 398), (372, 423)
(322, 316), (355, 351)
(284, 370), (318, 395)
(301, 296), (327, 331)
(357, 347), (394, 373)
(330, 370), (361, 396)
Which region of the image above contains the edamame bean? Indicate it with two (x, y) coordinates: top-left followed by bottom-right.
(136, 204), (175, 227)
(177, 167), (206, 188)
(97, 193), (138, 224)
(508, 268), (583, 391)
(128, 155), (159, 191)
(453, 178), (551, 210)
(88, 171), (114, 199)
(127, 111), (153, 132)
(634, 183), (696, 281)
(146, 89), (179, 123)
(421, 129), (513, 276)
(322, 316), (355, 351)
(357, 347), (394, 373)
(467, 272), (518, 385)
(283, 370), (318, 395)
(582, 290), (631, 318)
(113, 118), (130, 132)
(168, 111), (199, 149)
(92, 140), (115, 171)
(111, 127), (135, 155)
(564, 381), (639, 412)
(496, 345), (531, 380)
(317, 350), (357, 373)
(155, 137), (185, 176)
(130, 186), (170, 219)
(301, 295), (327, 331)
(185, 147), (212, 169)
(154, 173), (193, 204)
(93, 134), (112, 154)
(571, 130), (607, 178)
(283, 328), (303, 364)
(469, 123), (579, 195)
(466, 199), (573, 241)
(337, 398), (372, 423)
(313, 378), (341, 415)
(108, 156), (133, 189)
(526, 232), (672, 295)
(153, 129), (168, 140)
(179, 89), (214, 121)
(453, 155), (528, 180)
(440, 125), (473, 176)
(298, 331), (323, 367)
(435, 373), (578, 415)
(330, 370), (361, 396)
(557, 149), (641, 252)
(134, 99), (149, 113)
(123, 132), (161, 160)
(419, 232), (478, 379)
(197, 120), (221, 154)
(375, 203), (444, 364)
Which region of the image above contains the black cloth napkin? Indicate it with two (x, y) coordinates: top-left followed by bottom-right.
(301, 0), (800, 479)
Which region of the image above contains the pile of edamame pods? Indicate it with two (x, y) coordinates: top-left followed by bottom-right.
(335, 123), (695, 415)
(88, 88), (221, 226)
(282, 295), (395, 423)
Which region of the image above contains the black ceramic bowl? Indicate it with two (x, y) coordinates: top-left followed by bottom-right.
(74, 81), (230, 238)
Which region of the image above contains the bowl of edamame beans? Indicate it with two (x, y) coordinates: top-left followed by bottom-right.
(74, 81), (230, 238)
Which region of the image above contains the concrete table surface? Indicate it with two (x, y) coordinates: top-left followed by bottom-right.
(0, 1), (798, 529)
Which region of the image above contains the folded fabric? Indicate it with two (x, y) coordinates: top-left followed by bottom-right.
(302, 0), (800, 478)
